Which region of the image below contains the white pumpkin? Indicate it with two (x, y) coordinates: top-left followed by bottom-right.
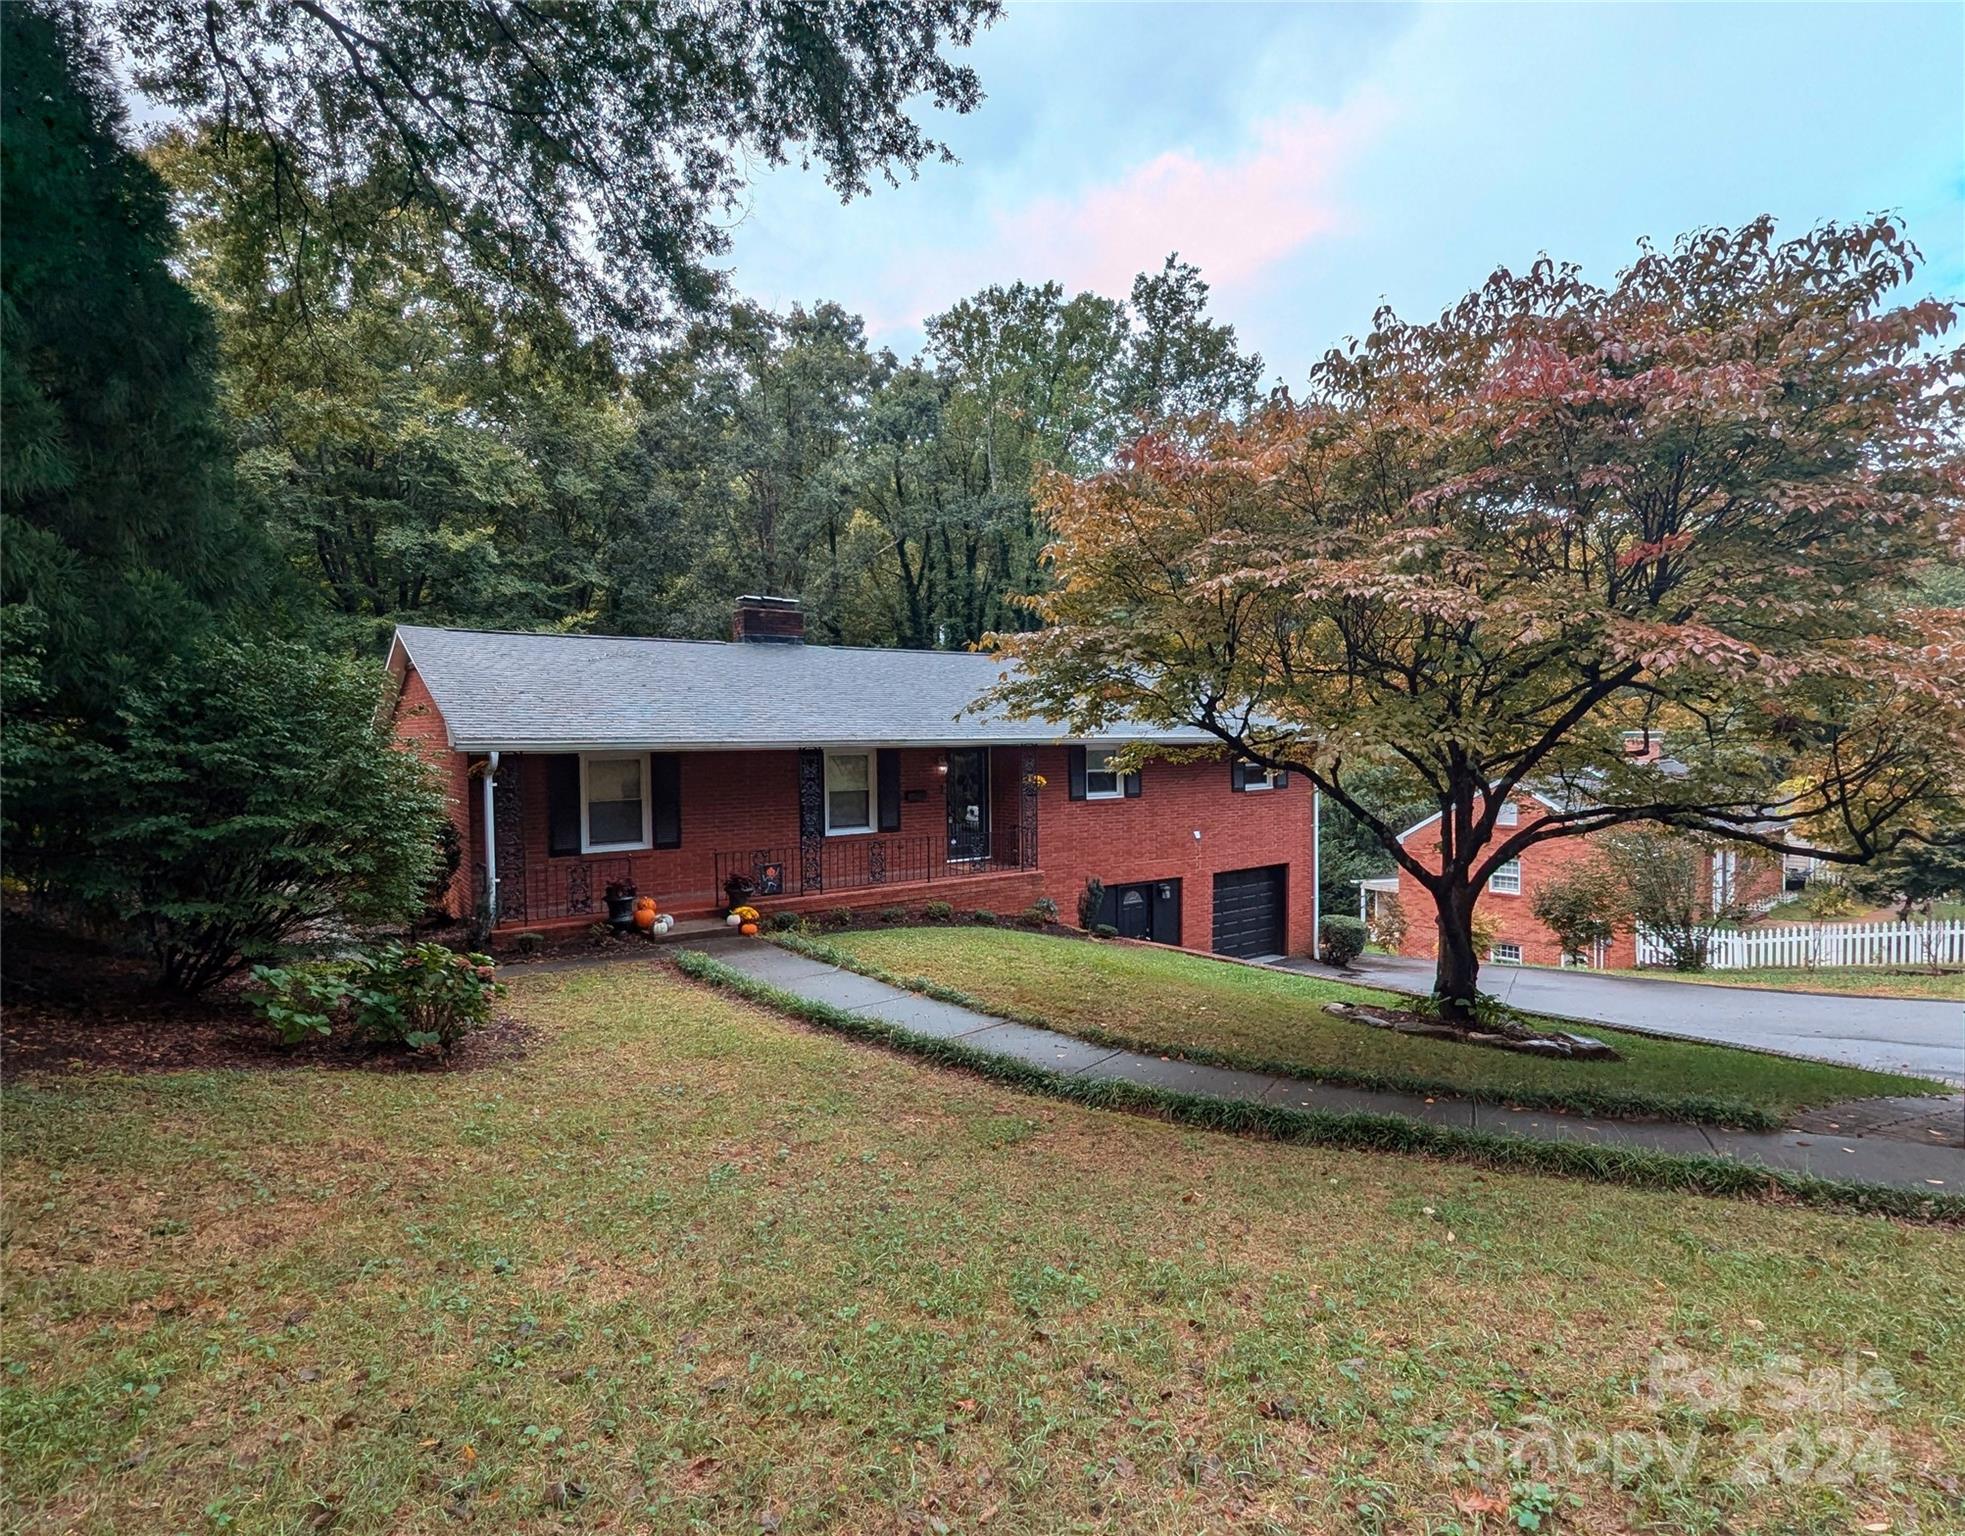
(725, 912), (742, 927)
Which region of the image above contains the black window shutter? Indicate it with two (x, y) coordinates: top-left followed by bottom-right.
(1274, 768), (1290, 788)
(1230, 760), (1247, 792)
(546, 755), (581, 856)
(1067, 746), (1087, 801)
(877, 749), (901, 832)
(651, 753), (682, 848)
(1123, 766), (1142, 798)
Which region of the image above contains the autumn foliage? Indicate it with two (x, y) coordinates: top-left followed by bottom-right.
(986, 217), (1965, 1012)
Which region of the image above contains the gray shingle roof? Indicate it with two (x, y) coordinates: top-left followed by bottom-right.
(389, 625), (1218, 752)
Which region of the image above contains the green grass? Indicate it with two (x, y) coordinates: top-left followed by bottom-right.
(820, 927), (1944, 1129)
(1606, 964), (1965, 1001)
(3, 961), (1961, 1535)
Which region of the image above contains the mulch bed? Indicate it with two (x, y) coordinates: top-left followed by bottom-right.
(2, 917), (533, 1080)
(1324, 998), (1620, 1060)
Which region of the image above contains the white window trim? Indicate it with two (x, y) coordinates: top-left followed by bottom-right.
(1240, 761), (1278, 792)
(1083, 746), (1125, 801)
(580, 751), (652, 854)
(1489, 942), (1524, 965)
(1495, 800), (1519, 825)
(1489, 858), (1523, 895)
(823, 750), (875, 835)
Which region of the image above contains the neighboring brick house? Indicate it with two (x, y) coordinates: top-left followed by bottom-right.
(1383, 782), (1782, 970)
(387, 597), (1321, 958)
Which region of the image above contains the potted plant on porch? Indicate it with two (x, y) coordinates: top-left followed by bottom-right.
(604, 877), (639, 930)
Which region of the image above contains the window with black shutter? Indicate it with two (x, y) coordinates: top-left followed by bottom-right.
(546, 755), (581, 856)
(877, 749), (901, 831)
(651, 753), (681, 849)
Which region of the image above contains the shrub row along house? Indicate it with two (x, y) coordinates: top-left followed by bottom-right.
(1370, 735), (1785, 969)
(388, 597), (1320, 958)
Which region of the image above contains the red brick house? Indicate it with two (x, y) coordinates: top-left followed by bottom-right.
(1379, 781), (1781, 970)
(387, 597), (1321, 958)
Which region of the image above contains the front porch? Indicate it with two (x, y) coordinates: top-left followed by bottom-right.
(476, 744), (1043, 931)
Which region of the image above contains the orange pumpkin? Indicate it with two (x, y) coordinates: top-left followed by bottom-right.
(633, 906), (657, 931)
(634, 895), (657, 914)
(739, 921), (759, 936)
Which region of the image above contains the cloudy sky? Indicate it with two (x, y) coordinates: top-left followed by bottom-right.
(720, 1), (1965, 384)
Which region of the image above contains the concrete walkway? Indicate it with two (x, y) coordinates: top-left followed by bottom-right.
(1282, 953), (1965, 1085)
(712, 943), (1965, 1194)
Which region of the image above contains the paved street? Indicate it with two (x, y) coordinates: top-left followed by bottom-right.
(1289, 953), (1965, 1085)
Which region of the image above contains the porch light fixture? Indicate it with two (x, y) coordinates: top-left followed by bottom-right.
(936, 752), (949, 775)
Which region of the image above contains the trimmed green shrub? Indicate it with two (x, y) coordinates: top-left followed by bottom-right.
(971, 909), (997, 926)
(1093, 923), (1118, 938)
(349, 942), (502, 1052)
(510, 931), (546, 956)
(769, 911), (800, 932)
(245, 960), (351, 1046)
(922, 900), (954, 923)
(878, 905), (907, 924)
(1077, 878), (1105, 931)
(1319, 914), (1368, 968)
(825, 907), (855, 929)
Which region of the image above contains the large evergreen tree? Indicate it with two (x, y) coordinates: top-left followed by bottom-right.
(1, 0), (262, 712)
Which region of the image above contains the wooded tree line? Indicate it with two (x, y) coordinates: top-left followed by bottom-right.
(178, 215), (1263, 654)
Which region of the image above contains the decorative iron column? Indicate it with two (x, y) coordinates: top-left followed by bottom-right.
(797, 748), (825, 893)
(492, 755), (527, 924)
(1019, 749), (1039, 868)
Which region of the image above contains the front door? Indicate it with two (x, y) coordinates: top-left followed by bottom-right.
(945, 748), (990, 861)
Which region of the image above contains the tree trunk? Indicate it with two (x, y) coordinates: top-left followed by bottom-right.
(1432, 883), (1481, 1021)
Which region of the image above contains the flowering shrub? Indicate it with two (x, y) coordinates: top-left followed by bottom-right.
(349, 942), (502, 1051)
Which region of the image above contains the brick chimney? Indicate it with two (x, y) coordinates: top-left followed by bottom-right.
(731, 594), (805, 644)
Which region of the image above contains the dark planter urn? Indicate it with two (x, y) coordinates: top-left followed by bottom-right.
(605, 893), (637, 929)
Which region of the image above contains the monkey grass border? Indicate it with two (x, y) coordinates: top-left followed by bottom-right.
(675, 949), (1963, 1224)
(771, 933), (1805, 1132)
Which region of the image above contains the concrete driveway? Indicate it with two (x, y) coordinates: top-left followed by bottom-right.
(1283, 953), (1965, 1084)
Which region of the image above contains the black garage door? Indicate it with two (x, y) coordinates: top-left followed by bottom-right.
(1212, 865), (1286, 959)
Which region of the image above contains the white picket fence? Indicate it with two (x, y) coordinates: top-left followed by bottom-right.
(1636, 918), (1965, 971)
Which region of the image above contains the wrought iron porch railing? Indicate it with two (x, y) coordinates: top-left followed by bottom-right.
(713, 827), (1030, 902)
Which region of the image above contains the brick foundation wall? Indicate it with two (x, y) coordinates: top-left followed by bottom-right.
(1028, 748), (1317, 955)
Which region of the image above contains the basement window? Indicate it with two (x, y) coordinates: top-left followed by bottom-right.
(1489, 942), (1524, 965)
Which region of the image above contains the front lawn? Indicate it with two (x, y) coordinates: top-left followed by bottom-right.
(822, 927), (1942, 1126)
(3, 962), (1961, 1534)
(1609, 964), (1965, 1001)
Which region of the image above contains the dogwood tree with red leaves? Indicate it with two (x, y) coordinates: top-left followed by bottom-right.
(983, 217), (1965, 1016)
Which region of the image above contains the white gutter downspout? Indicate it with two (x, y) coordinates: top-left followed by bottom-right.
(1310, 786), (1322, 961)
(483, 751), (501, 929)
